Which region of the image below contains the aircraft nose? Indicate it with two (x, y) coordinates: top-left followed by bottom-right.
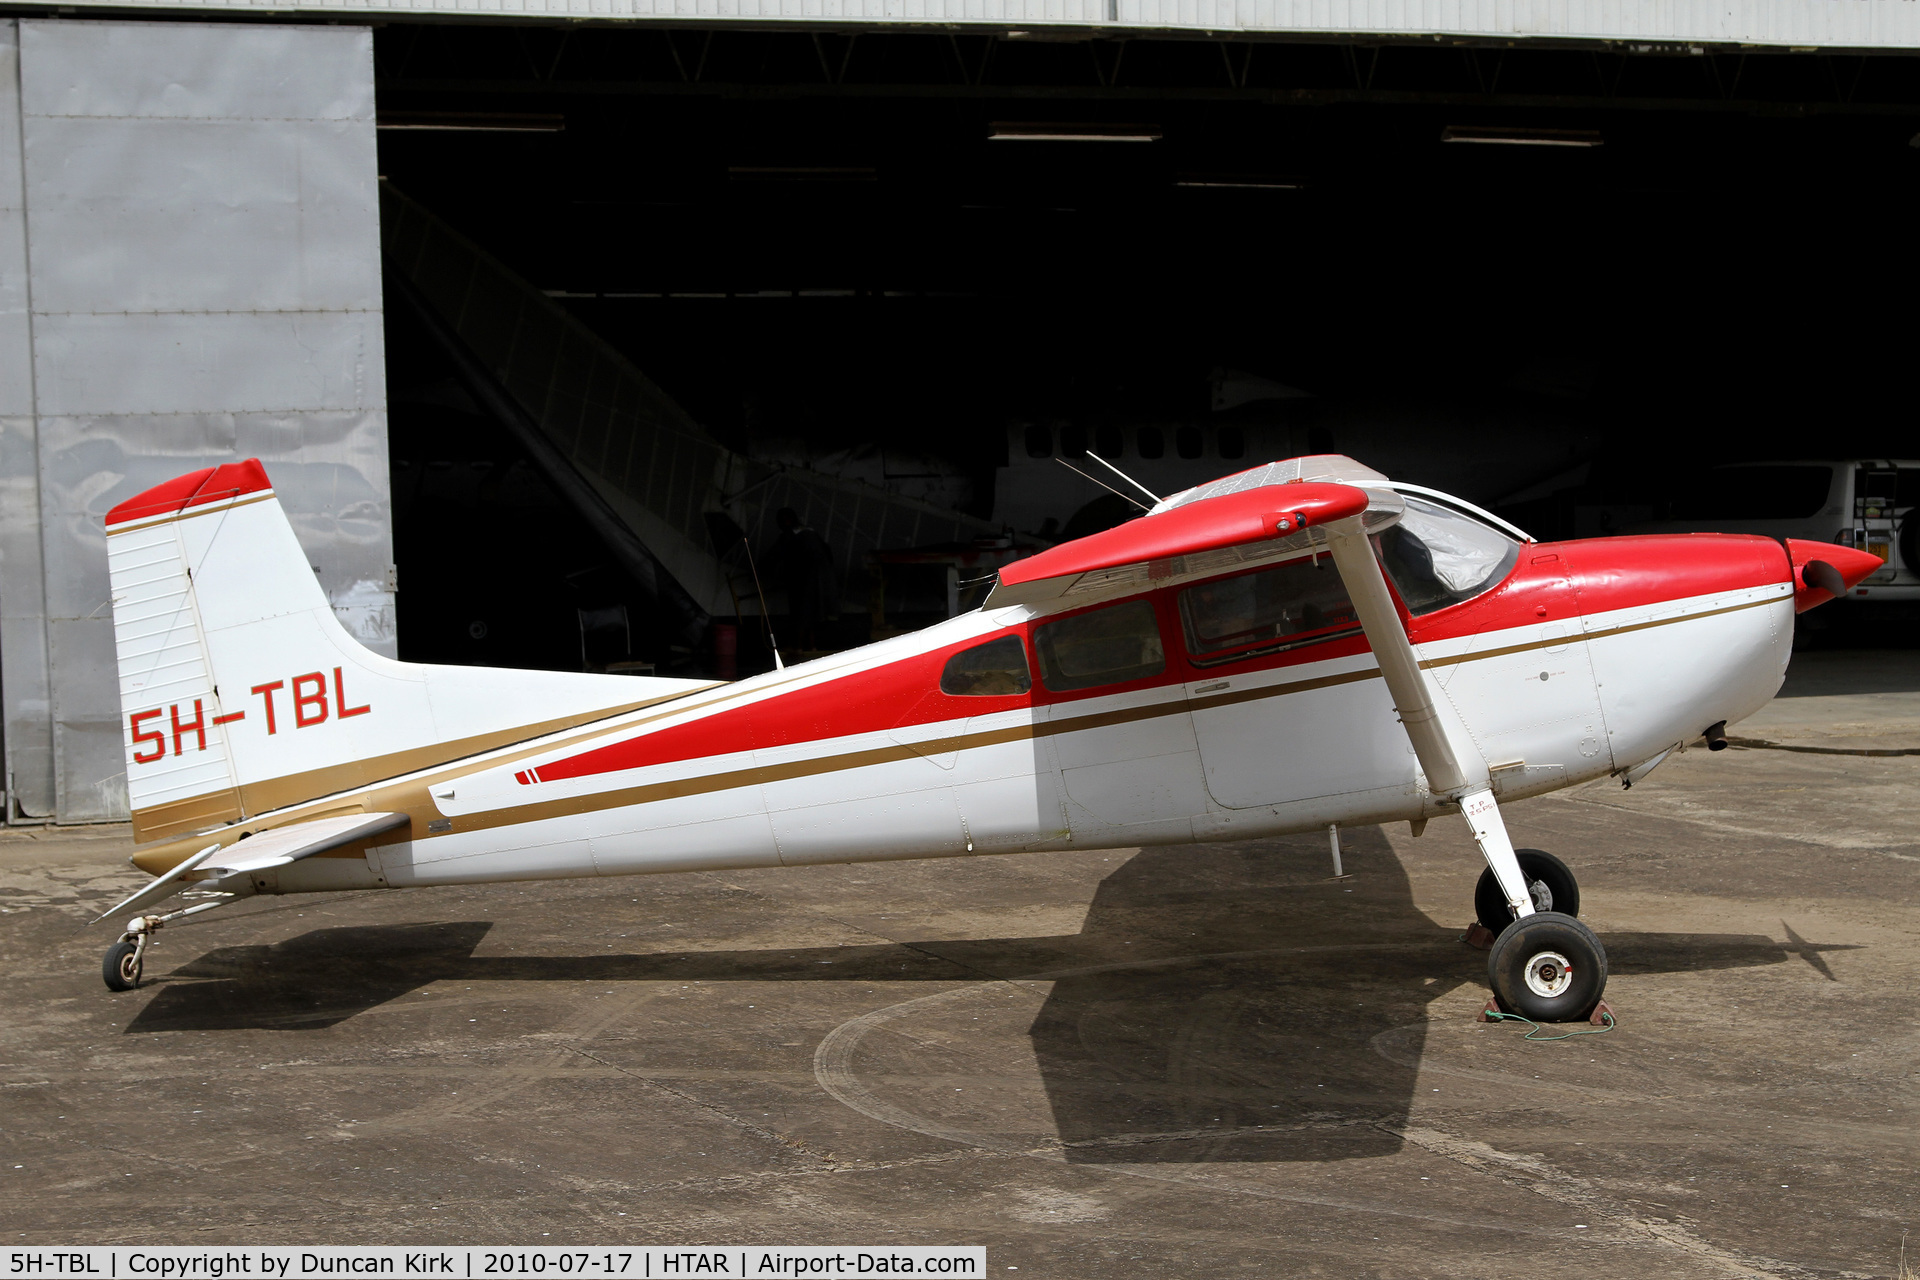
(1785, 539), (1884, 611)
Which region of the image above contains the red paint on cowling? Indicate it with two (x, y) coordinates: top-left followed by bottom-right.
(106, 459), (273, 527)
(997, 482), (1371, 588)
(1393, 535), (1787, 648)
(1560, 534), (1785, 621)
(1784, 538), (1883, 612)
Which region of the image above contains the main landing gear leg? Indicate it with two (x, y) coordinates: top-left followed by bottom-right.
(1321, 511), (1605, 1023)
(100, 899), (231, 991)
(1461, 787), (1608, 1022)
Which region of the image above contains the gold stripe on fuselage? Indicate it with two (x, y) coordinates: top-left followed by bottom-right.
(131, 588), (1790, 873)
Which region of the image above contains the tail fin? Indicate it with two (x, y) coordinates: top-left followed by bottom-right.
(108, 460), (709, 843)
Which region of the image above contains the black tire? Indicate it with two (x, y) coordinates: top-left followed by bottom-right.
(103, 940), (141, 992)
(1475, 848), (1579, 931)
(1487, 911), (1606, 1022)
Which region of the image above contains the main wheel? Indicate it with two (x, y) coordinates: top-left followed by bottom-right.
(103, 939), (142, 992)
(1487, 911), (1606, 1022)
(1475, 848), (1579, 931)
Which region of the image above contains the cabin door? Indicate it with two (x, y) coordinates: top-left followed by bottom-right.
(1178, 558), (1417, 810)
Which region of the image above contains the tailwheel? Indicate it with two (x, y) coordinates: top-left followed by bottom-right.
(1475, 848), (1579, 931)
(102, 939), (143, 992)
(1487, 911), (1607, 1022)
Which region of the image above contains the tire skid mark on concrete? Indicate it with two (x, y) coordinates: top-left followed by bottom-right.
(351, 984), (676, 1136)
(1383, 1124), (1808, 1279)
(810, 963), (1751, 1263)
(1368, 1023), (1908, 1148)
(566, 1044), (835, 1164)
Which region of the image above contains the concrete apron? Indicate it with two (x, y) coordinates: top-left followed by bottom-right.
(2, 652), (1917, 1277)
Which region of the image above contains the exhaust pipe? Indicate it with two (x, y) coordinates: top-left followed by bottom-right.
(1703, 720), (1728, 752)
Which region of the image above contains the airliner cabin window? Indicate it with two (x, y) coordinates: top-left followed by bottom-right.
(1179, 558), (1357, 662)
(940, 635), (1032, 696)
(1034, 599), (1165, 692)
(1375, 496), (1520, 615)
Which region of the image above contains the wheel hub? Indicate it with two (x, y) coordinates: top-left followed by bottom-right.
(1523, 949), (1574, 998)
(1528, 878), (1553, 913)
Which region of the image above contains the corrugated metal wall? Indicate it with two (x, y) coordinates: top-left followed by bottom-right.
(0, 19), (394, 825)
(36, 0), (1920, 51)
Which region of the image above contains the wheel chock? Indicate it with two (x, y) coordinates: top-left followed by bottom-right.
(1478, 996), (1615, 1026)
(1462, 922), (1497, 950)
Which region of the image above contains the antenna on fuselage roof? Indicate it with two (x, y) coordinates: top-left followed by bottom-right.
(1083, 451), (1163, 505)
(738, 536), (785, 671)
(1054, 458), (1150, 513)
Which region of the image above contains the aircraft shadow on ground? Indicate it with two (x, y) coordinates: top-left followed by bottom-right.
(126, 830), (1856, 1163)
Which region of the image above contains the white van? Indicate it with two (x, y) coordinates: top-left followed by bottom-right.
(1632, 460), (1917, 605)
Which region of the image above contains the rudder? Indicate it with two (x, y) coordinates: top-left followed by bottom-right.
(108, 460), (711, 843)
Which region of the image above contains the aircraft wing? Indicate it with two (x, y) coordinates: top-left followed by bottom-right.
(986, 480), (1403, 608)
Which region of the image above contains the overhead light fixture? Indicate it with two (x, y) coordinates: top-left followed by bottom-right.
(1442, 125), (1602, 147)
(1176, 174), (1305, 190)
(377, 112), (565, 133)
(988, 121), (1162, 142)
(728, 166), (878, 181)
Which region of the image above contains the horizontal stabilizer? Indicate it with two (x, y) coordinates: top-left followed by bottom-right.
(89, 843), (223, 926)
(195, 812), (411, 878)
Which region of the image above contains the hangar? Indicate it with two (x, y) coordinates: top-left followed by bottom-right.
(2, 0), (1917, 826)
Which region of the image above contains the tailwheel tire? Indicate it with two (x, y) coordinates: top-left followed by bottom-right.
(1487, 911), (1607, 1023)
(1475, 848), (1579, 931)
(103, 940), (142, 992)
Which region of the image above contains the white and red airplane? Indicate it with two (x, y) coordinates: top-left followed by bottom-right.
(92, 453), (1881, 1020)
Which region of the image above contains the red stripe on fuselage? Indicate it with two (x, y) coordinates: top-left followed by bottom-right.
(528, 532), (1788, 787)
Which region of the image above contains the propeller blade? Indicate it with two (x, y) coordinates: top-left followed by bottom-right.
(1801, 559), (1846, 597)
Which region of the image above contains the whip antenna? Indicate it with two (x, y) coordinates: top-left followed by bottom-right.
(1055, 458), (1149, 512)
(1083, 451), (1163, 504)
(739, 536), (785, 671)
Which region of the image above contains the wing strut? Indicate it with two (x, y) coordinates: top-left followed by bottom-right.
(1324, 516), (1537, 919)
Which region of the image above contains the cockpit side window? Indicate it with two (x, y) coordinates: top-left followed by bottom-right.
(1033, 599), (1165, 693)
(940, 635), (1032, 696)
(1178, 557), (1357, 664)
(1374, 495), (1520, 615)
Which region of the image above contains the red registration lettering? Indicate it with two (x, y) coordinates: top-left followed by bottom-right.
(251, 681), (284, 734)
(129, 710), (165, 764)
(291, 672), (328, 728)
(170, 700), (206, 756)
(333, 666), (370, 718)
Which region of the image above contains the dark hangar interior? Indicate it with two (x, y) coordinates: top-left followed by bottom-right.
(373, 26), (1920, 671)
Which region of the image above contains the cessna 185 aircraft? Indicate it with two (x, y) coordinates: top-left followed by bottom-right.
(94, 453), (1881, 1021)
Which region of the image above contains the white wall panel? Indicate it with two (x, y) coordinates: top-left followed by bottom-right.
(32, 312), (384, 417)
(23, 120), (382, 315)
(1, 20), (394, 825)
(0, 21), (57, 820)
(18, 20), (375, 121)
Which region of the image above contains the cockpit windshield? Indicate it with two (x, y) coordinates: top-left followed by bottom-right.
(1374, 494), (1520, 615)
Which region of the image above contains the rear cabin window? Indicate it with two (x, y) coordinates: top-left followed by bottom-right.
(1375, 495), (1520, 615)
(1033, 599), (1165, 692)
(940, 635), (1032, 696)
(1179, 558), (1358, 663)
